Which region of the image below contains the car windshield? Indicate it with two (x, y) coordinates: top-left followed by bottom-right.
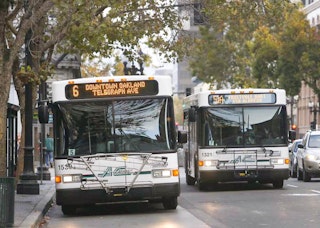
(308, 135), (320, 148)
(200, 106), (287, 147)
(54, 98), (176, 156)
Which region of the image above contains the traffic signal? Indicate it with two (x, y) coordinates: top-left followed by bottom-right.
(310, 121), (316, 130)
(291, 124), (297, 130)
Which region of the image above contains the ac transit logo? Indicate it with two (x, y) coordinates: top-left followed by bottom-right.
(228, 155), (256, 164)
(97, 166), (138, 177)
(98, 167), (113, 177)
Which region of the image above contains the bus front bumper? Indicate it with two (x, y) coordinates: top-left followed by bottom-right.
(199, 168), (289, 183)
(56, 183), (180, 206)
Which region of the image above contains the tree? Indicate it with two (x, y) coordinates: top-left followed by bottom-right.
(0, 0), (55, 177)
(249, 26), (279, 88)
(187, 0), (303, 89)
(1, 0), (184, 177)
(276, 7), (311, 97)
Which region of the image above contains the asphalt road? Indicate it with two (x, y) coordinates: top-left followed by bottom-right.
(40, 169), (320, 228)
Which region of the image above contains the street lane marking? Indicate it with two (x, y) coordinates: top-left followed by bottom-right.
(282, 193), (320, 196)
(286, 184), (298, 188)
(311, 190), (320, 194)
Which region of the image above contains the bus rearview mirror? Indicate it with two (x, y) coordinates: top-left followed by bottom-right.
(38, 103), (49, 124)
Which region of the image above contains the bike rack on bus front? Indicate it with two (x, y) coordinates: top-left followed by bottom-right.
(66, 153), (168, 195)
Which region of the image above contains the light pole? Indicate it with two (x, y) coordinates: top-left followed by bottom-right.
(17, 0), (39, 194)
(308, 100), (319, 130)
(123, 61), (144, 75)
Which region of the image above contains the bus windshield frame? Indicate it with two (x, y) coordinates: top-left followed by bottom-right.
(53, 97), (176, 156)
(199, 105), (287, 148)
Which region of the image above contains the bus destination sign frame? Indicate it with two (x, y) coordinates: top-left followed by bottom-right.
(209, 93), (276, 105)
(65, 80), (159, 99)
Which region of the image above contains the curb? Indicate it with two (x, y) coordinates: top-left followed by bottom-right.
(19, 189), (55, 228)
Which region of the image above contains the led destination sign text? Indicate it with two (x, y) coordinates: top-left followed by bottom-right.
(209, 93), (276, 105)
(65, 80), (159, 99)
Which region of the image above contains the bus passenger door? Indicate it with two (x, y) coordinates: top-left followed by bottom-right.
(185, 107), (197, 179)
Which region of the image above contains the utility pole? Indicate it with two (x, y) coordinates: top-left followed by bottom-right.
(17, 1), (39, 194)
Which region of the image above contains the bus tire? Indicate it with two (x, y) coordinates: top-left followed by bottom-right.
(186, 174), (196, 185)
(162, 197), (178, 210)
(272, 180), (283, 189)
(197, 179), (207, 191)
(61, 205), (77, 215)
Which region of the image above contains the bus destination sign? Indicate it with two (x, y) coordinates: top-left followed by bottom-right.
(209, 93), (276, 105)
(65, 80), (159, 99)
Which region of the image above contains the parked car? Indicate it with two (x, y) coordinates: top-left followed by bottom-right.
(288, 139), (302, 178)
(296, 130), (320, 182)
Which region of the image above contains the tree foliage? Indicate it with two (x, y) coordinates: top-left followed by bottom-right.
(187, 0), (312, 93)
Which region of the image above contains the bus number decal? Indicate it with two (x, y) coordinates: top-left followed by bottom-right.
(201, 152), (213, 158)
(58, 164), (73, 171)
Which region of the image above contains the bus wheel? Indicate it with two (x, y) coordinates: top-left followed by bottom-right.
(162, 197), (178, 210)
(197, 180), (207, 191)
(272, 180), (283, 189)
(61, 205), (77, 215)
(186, 174), (196, 185)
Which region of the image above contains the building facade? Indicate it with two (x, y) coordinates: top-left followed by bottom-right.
(295, 0), (320, 138)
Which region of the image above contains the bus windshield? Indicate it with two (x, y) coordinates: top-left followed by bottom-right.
(55, 98), (176, 156)
(201, 106), (287, 147)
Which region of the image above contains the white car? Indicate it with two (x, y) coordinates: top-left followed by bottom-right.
(288, 139), (302, 178)
(296, 131), (320, 182)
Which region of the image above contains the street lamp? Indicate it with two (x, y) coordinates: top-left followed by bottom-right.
(123, 61), (144, 75)
(308, 100), (319, 130)
(122, 50), (144, 75)
(16, 1), (39, 194)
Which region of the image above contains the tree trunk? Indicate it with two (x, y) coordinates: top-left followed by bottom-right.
(0, 1), (12, 177)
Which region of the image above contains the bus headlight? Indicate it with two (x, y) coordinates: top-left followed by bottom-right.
(153, 169), (179, 178)
(61, 174), (82, 183)
(199, 160), (218, 167)
(271, 158), (285, 165)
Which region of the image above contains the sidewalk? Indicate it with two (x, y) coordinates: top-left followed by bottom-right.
(13, 167), (56, 228)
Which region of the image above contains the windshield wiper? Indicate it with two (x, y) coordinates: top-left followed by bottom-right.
(117, 128), (141, 151)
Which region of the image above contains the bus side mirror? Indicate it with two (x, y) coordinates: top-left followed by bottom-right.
(189, 107), (196, 122)
(38, 102), (49, 124)
(178, 131), (187, 144)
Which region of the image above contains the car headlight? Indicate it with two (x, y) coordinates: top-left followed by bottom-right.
(305, 154), (317, 161)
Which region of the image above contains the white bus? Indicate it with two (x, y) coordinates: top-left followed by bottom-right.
(178, 88), (291, 190)
(41, 75), (180, 214)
